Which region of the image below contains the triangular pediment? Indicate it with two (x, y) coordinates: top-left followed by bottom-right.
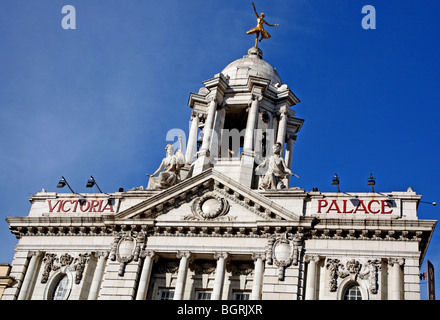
(115, 169), (300, 221)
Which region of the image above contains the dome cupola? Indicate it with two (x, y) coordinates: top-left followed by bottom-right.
(221, 47), (282, 87)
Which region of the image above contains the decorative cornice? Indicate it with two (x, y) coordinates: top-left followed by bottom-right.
(7, 215), (433, 254)
(310, 223), (429, 242)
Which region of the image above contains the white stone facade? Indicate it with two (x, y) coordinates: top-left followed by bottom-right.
(2, 47), (436, 300)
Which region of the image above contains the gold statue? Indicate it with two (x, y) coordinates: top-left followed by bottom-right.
(246, 2), (279, 48)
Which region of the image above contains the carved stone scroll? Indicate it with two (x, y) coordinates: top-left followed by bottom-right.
(267, 232), (302, 281)
(111, 232), (146, 276)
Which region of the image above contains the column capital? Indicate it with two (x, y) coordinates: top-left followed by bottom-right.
(213, 252), (229, 261)
(191, 111), (202, 120)
(247, 95), (261, 108)
(176, 251), (194, 263)
(251, 252), (266, 261)
(286, 133), (297, 142)
(28, 250), (43, 258)
(177, 251), (193, 261)
(207, 95), (218, 103)
(250, 94), (263, 102)
(93, 251), (109, 259)
(388, 258), (405, 267)
(142, 250), (158, 261)
(304, 255), (322, 264)
(279, 105), (289, 116)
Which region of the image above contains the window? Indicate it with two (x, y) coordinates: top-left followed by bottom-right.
(158, 288), (174, 300)
(195, 290), (212, 300)
(343, 285), (362, 300)
(232, 292), (250, 300)
(49, 274), (70, 300)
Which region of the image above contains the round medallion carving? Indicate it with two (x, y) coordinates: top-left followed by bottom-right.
(189, 193), (230, 220)
(201, 198), (221, 218)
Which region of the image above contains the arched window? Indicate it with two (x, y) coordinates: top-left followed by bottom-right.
(49, 274), (70, 300)
(343, 284), (362, 300)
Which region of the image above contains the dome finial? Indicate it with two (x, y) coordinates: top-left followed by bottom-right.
(247, 46), (263, 59)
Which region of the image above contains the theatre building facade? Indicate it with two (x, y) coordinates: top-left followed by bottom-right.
(2, 47), (436, 300)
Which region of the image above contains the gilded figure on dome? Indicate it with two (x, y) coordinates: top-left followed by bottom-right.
(247, 2), (279, 48)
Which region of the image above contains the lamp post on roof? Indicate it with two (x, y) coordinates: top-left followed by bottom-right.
(332, 174), (340, 193)
(57, 176), (75, 193)
(86, 176), (103, 193)
(367, 174), (375, 193)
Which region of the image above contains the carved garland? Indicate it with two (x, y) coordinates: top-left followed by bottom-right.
(325, 258), (382, 294)
(41, 252), (90, 285)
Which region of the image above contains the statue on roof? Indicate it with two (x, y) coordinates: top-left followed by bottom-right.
(147, 136), (185, 190)
(256, 142), (299, 190)
(246, 2), (279, 48)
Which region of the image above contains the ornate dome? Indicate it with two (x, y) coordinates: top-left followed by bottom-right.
(221, 47), (282, 86)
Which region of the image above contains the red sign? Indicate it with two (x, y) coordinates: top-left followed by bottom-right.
(427, 260), (435, 300)
(317, 199), (394, 214)
(48, 199), (114, 213)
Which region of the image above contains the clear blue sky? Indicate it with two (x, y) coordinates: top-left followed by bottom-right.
(0, 0), (439, 299)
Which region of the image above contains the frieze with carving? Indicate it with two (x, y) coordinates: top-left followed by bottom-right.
(325, 259), (344, 292)
(227, 263), (255, 277)
(325, 258), (382, 294)
(41, 252), (90, 285)
(359, 259), (382, 294)
(190, 262), (217, 276)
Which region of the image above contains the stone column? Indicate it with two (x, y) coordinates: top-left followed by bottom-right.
(185, 112), (200, 163)
(243, 95), (261, 152)
(304, 255), (320, 300)
(209, 106), (226, 159)
(88, 251), (108, 300)
(283, 134), (297, 187)
(135, 251), (157, 300)
(174, 251), (192, 300)
(211, 252), (229, 300)
(284, 134), (296, 171)
(200, 97), (217, 152)
(276, 106), (289, 156)
(17, 251), (41, 300)
(388, 258), (405, 300)
(272, 115), (279, 146)
(193, 96), (218, 175)
(250, 253), (265, 300)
